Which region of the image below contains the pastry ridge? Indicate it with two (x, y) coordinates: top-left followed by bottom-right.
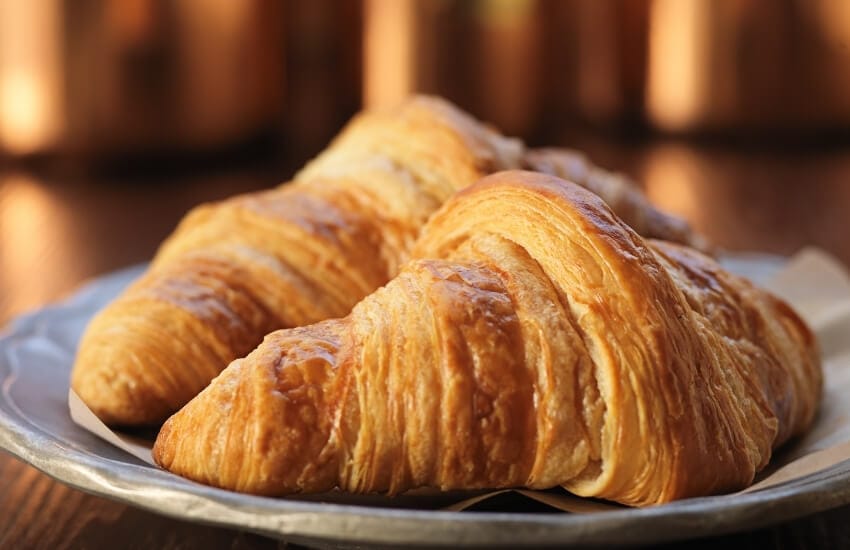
(72, 96), (705, 426)
(153, 171), (821, 506)
(71, 97), (521, 425)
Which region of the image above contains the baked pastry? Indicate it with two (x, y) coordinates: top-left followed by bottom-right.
(523, 148), (709, 251)
(71, 96), (522, 425)
(153, 171), (821, 506)
(71, 96), (701, 426)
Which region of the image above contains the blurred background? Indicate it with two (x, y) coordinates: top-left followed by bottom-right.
(2, 0), (850, 321)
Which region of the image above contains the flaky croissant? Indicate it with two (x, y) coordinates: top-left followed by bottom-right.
(71, 96), (522, 425)
(153, 171), (821, 507)
(72, 95), (701, 426)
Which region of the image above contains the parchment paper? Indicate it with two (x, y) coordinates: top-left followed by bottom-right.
(67, 247), (850, 512)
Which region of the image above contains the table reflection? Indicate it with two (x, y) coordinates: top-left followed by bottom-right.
(0, 170), (269, 325)
(640, 143), (850, 258)
(0, 173), (84, 318)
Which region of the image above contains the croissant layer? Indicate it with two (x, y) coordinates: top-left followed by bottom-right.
(153, 171), (820, 506)
(71, 97), (522, 425)
(73, 96), (703, 426)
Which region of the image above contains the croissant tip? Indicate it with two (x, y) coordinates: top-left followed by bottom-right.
(71, 365), (175, 427)
(151, 418), (172, 467)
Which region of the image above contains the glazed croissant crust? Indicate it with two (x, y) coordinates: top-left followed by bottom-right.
(153, 171), (821, 506)
(72, 96), (702, 426)
(71, 97), (522, 425)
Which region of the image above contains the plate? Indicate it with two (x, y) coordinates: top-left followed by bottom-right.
(1, 258), (849, 548)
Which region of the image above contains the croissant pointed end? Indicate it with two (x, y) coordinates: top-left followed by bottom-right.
(153, 325), (345, 495)
(71, 297), (234, 426)
(72, 351), (176, 426)
(151, 416), (176, 468)
(150, 369), (237, 490)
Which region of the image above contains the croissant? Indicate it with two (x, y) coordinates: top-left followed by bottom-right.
(153, 171), (821, 506)
(72, 96), (701, 426)
(71, 96), (522, 425)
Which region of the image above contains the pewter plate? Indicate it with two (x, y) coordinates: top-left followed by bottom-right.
(1, 259), (849, 548)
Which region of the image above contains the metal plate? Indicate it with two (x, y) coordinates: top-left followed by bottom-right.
(1, 260), (849, 548)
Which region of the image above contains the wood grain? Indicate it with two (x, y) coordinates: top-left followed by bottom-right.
(0, 450), (288, 550)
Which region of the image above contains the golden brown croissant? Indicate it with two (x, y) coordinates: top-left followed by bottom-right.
(153, 171), (821, 506)
(72, 95), (701, 426)
(71, 96), (523, 425)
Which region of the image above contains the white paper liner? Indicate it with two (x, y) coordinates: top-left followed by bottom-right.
(68, 389), (156, 465)
(67, 247), (850, 512)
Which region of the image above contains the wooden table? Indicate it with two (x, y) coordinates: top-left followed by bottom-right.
(1, 142), (849, 548)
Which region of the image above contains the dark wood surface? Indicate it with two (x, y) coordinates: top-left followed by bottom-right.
(1, 141), (850, 549)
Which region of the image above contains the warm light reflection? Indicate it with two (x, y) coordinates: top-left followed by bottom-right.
(0, 0), (64, 154)
(814, 0), (850, 50)
(646, 0), (708, 131)
(0, 175), (81, 316)
(0, 73), (54, 154)
(363, 0), (416, 109)
(174, 0), (261, 143)
(475, 0), (539, 135)
(641, 144), (703, 229)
